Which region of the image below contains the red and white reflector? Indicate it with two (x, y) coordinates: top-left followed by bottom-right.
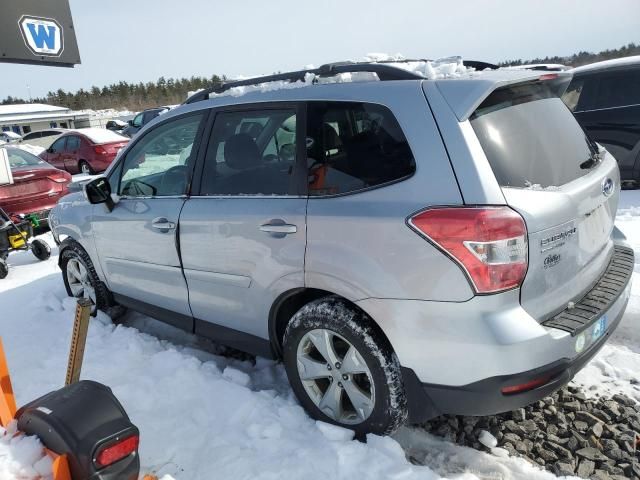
(95, 434), (139, 468)
(409, 207), (528, 293)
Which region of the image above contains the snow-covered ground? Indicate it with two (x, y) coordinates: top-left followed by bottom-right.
(1, 192), (640, 479)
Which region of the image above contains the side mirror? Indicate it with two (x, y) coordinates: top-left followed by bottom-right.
(84, 177), (115, 212)
(47, 147), (54, 153)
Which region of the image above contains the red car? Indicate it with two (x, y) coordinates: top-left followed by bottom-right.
(39, 128), (129, 175)
(0, 146), (72, 221)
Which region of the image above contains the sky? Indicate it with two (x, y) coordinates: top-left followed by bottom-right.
(1, 0), (639, 100)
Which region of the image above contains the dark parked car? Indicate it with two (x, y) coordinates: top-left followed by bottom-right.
(106, 119), (128, 133)
(39, 129), (129, 175)
(120, 107), (172, 137)
(562, 56), (640, 184)
(0, 146), (71, 221)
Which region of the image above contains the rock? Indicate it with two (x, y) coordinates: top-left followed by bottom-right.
(564, 400), (582, 412)
(515, 441), (528, 454)
(503, 420), (526, 436)
(512, 408), (526, 421)
(574, 420), (589, 432)
(604, 448), (628, 462)
(535, 446), (558, 463)
(502, 432), (521, 444)
(612, 393), (635, 407)
(521, 419), (538, 433)
(600, 439), (618, 451)
(545, 441), (572, 459)
(576, 459), (595, 478)
(575, 447), (609, 462)
(598, 463), (624, 475)
(590, 423), (603, 438)
(554, 462), (575, 476)
(502, 442), (517, 456)
(602, 400), (621, 419)
(547, 424), (559, 436)
(575, 411), (603, 426)
(589, 470), (612, 480)
(574, 392), (587, 402)
(567, 436), (579, 451)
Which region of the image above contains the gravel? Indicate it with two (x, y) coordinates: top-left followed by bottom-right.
(418, 387), (640, 479)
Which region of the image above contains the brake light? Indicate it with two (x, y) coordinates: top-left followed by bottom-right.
(501, 375), (551, 395)
(47, 172), (71, 183)
(539, 73), (559, 81)
(94, 145), (108, 155)
(409, 207), (528, 293)
(95, 435), (139, 468)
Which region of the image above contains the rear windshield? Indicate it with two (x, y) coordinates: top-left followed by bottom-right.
(470, 82), (598, 189)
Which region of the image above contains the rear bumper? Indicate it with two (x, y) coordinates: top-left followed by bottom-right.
(402, 290), (628, 422)
(356, 241), (633, 422)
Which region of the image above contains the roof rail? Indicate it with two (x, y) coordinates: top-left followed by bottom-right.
(184, 61), (424, 104)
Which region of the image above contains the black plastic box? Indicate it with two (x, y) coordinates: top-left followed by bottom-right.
(16, 381), (140, 480)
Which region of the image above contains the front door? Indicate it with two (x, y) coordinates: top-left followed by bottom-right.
(45, 136), (66, 169)
(92, 111), (207, 330)
(180, 105), (306, 350)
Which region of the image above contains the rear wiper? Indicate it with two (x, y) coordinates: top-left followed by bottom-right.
(580, 157), (597, 170)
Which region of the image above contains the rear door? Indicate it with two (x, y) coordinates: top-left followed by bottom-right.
(93, 111), (207, 329)
(62, 135), (81, 172)
(179, 104), (306, 348)
(468, 81), (619, 321)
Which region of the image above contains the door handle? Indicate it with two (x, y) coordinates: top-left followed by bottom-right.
(259, 220), (297, 235)
(151, 217), (176, 231)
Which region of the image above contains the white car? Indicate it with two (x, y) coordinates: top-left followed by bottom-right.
(0, 131), (22, 143)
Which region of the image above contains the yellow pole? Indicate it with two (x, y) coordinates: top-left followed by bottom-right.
(65, 298), (92, 386)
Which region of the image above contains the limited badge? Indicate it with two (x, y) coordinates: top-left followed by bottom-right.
(575, 333), (586, 353)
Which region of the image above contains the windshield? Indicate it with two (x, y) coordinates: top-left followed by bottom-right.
(4, 148), (47, 169)
(470, 82), (598, 189)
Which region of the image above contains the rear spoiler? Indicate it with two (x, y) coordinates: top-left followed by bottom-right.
(432, 69), (573, 121)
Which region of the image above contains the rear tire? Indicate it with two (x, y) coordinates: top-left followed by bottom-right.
(283, 296), (408, 437)
(31, 239), (51, 261)
(0, 258), (8, 279)
(79, 160), (94, 175)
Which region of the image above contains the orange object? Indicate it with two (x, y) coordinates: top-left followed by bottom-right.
(0, 337), (17, 427)
(143, 476), (159, 480)
(49, 451), (72, 480)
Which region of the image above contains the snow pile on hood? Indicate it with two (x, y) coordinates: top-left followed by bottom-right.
(15, 144), (45, 156)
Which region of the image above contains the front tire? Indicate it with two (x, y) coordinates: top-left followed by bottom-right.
(283, 296), (408, 437)
(79, 160), (94, 175)
(60, 242), (109, 316)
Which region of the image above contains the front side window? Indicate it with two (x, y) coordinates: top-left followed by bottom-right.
(306, 102), (415, 196)
(200, 109), (297, 195)
(118, 113), (204, 197)
(49, 137), (66, 153)
(131, 113), (144, 128)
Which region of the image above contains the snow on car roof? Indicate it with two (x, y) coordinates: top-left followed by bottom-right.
(573, 55), (640, 74)
(70, 128), (128, 144)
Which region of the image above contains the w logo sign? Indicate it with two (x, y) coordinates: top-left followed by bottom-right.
(19, 16), (64, 57)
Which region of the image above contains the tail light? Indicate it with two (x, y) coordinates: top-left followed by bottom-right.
(95, 434), (139, 468)
(47, 171), (72, 184)
(501, 375), (552, 395)
(409, 207), (528, 293)
(94, 145), (108, 155)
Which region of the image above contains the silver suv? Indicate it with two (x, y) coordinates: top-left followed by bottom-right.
(50, 61), (633, 436)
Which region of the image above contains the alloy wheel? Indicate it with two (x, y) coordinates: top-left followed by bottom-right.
(296, 328), (375, 424)
(66, 258), (96, 309)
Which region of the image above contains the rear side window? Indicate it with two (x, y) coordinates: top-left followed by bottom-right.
(591, 70), (640, 110)
(66, 136), (80, 151)
(470, 82), (598, 189)
(306, 102), (415, 196)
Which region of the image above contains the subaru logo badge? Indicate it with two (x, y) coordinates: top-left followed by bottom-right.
(19, 16), (64, 57)
(602, 177), (614, 197)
